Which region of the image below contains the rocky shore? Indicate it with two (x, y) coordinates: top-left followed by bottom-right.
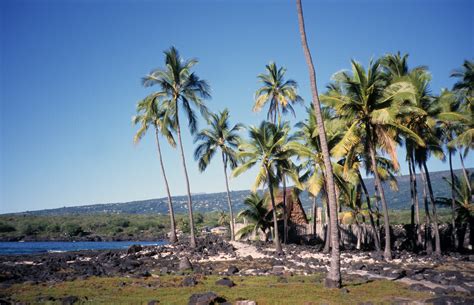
(1, 235), (473, 304)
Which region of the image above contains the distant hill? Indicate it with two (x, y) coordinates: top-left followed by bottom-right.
(6, 169), (470, 216)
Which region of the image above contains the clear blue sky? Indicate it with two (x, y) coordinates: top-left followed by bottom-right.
(1, 0), (472, 214)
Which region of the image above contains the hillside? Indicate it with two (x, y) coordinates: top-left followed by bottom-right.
(6, 169), (469, 216)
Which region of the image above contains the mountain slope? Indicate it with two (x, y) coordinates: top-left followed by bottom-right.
(7, 169), (470, 216)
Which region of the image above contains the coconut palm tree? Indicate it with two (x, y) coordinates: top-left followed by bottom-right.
(254, 62), (303, 243)
(439, 171), (473, 250)
(450, 60), (474, 190)
(253, 62), (303, 123)
(142, 47), (211, 248)
(403, 68), (444, 256)
(320, 59), (423, 260)
(291, 105), (345, 252)
(236, 192), (273, 241)
(437, 89), (464, 247)
(232, 121), (295, 254)
(194, 109), (243, 240)
(382, 52), (427, 248)
(132, 93), (178, 243)
(296, 0), (341, 288)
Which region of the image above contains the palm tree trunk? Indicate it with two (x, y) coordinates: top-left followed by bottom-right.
(221, 152), (235, 241)
(282, 175), (288, 244)
(358, 171), (381, 252)
(175, 103), (197, 248)
(296, 0), (340, 288)
(422, 161), (441, 255)
(449, 150), (458, 248)
(267, 170), (283, 254)
(154, 127), (177, 243)
(312, 195), (317, 237)
(410, 155), (422, 246)
(367, 139), (392, 260)
(323, 194), (331, 253)
(459, 151), (472, 193)
(419, 164), (433, 254)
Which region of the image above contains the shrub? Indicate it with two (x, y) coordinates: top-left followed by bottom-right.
(0, 222), (16, 233)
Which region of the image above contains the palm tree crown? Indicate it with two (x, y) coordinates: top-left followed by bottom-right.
(194, 109), (243, 172)
(253, 62), (303, 123)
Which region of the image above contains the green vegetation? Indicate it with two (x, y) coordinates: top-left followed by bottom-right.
(0, 213), (224, 241)
(3, 275), (431, 305)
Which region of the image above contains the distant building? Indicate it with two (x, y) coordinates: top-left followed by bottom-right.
(210, 226), (229, 235)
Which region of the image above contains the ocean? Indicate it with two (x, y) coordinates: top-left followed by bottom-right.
(0, 241), (167, 255)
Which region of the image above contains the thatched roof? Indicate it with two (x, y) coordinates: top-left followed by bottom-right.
(268, 188), (309, 226)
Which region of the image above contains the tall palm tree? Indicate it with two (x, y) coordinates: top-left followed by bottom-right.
(450, 60), (474, 190)
(403, 68), (444, 256)
(194, 109), (243, 241)
(253, 62), (303, 123)
(142, 47), (211, 248)
(232, 121), (295, 254)
(382, 52), (427, 248)
(236, 192), (273, 241)
(296, 0), (341, 288)
(321, 59), (423, 260)
(292, 105), (345, 252)
(254, 62), (302, 243)
(437, 89), (464, 247)
(132, 93), (178, 243)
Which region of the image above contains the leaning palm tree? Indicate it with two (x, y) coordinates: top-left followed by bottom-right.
(132, 93), (178, 243)
(194, 109), (243, 240)
(296, 0), (341, 288)
(236, 192), (273, 241)
(142, 47), (211, 248)
(232, 121), (295, 254)
(321, 59), (423, 260)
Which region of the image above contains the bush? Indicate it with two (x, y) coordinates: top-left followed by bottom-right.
(0, 222), (16, 233)
(62, 223), (84, 237)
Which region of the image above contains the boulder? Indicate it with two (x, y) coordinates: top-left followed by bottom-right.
(179, 257), (193, 271)
(215, 277), (235, 287)
(127, 244), (143, 254)
(182, 276), (198, 287)
(188, 292), (226, 305)
(227, 266), (239, 275)
(61, 296), (79, 305)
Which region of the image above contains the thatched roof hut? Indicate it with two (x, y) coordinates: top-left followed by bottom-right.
(268, 188), (309, 226)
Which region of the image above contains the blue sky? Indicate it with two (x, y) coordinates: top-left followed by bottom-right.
(1, 0), (472, 214)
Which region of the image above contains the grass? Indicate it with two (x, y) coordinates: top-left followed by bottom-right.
(3, 274), (431, 304)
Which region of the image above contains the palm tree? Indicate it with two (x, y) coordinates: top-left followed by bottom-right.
(132, 93), (178, 243)
(194, 109), (243, 241)
(142, 47), (211, 248)
(232, 121), (295, 254)
(382, 52), (427, 248)
(437, 89), (464, 247)
(403, 68), (444, 256)
(439, 171), (473, 250)
(236, 192), (272, 241)
(450, 60), (474, 190)
(253, 62), (303, 123)
(321, 59), (423, 260)
(292, 105), (345, 252)
(254, 62), (302, 243)
(296, 0), (341, 288)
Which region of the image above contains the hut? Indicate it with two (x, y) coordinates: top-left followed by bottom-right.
(269, 188), (309, 241)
